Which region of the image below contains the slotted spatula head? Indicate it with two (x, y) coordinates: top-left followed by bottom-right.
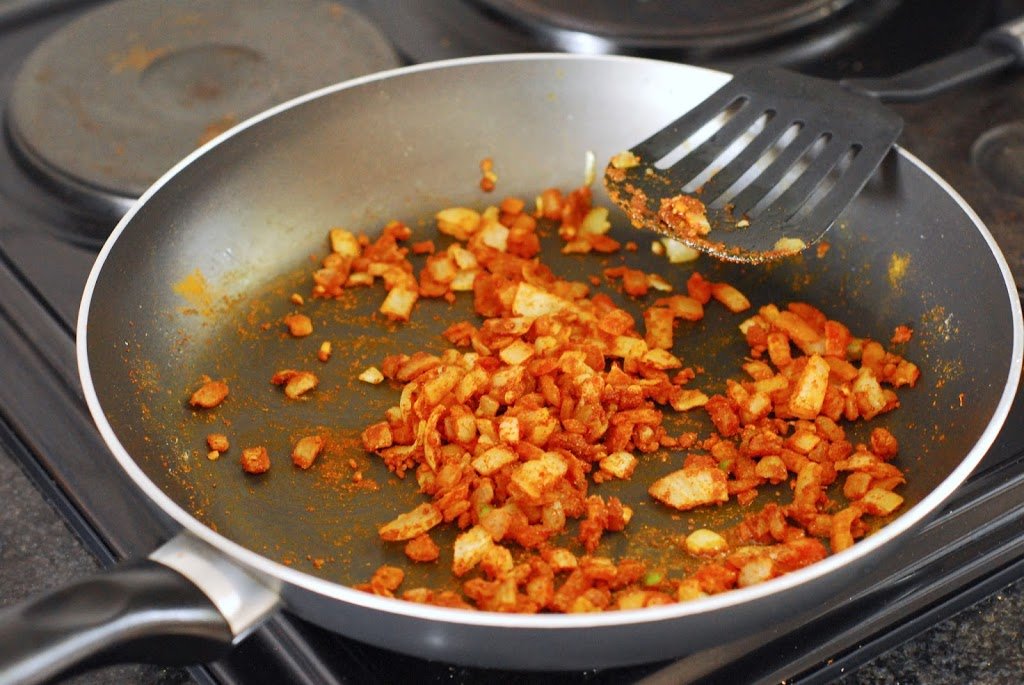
(604, 66), (904, 263)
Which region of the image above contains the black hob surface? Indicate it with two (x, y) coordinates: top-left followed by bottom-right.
(0, 1), (1023, 684)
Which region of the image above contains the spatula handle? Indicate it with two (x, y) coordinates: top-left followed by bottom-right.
(842, 16), (1024, 103)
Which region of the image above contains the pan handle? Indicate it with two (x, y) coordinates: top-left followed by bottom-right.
(841, 15), (1024, 103)
(0, 533), (280, 685)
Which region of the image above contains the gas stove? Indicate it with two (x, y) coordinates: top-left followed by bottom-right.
(0, 1), (1022, 684)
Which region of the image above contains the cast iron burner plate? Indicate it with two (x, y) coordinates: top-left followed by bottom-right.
(7, 0), (399, 208)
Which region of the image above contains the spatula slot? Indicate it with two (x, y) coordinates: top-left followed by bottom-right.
(680, 110), (775, 194)
(651, 96), (750, 172)
(786, 144), (862, 224)
(728, 128), (826, 217)
(704, 119), (803, 209)
(759, 138), (851, 222)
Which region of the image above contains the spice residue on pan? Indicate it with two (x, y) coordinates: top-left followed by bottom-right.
(887, 252), (911, 291)
(174, 266), (256, 321)
(923, 305), (955, 337)
(172, 267), (214, 314)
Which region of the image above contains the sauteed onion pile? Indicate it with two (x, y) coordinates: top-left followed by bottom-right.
(189, 168), (920, 613)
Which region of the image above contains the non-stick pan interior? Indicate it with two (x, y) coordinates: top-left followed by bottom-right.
(85, 56), (1019, 594)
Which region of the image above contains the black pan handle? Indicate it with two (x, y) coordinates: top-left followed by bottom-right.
(0, 534), (279, 685)
(842, 16), (1024, 103)
(0, 561), (232, 684)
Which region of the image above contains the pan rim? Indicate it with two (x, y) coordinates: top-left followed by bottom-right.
(77, 52), (1024, 631)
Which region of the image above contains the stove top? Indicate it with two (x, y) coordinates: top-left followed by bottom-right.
(0, 1), (1022, 684)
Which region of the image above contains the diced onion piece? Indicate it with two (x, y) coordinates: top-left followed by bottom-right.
(787, 430), (821, 455)
(583, 150), (596, 186)
(379, 503), (443, 541)
(599, 451), (638, 480)
(284, 372), (318, 399)
(359, 366), (385, 384)
(479, 221), (510, 251)
(710, 282), (751, 313)
(737, 557), (775, 587)
(643, 307), (674, 351)
(497, 416), (520, 444)
(677, 578), (708, 602)
(859, 488), (904, 516)
(240, 446), (270, 474)
(642, 348), (682, 370)
(436, 207), (481, 240)
(498, 339), (535, 366)
(291, 435), (325, 469)
(379, 286), (419, 321)
(449, 244), (479, 270)
(610, 150), (641, 169)
(774, 237), (807, 253)
(788, 354), (830, 419)
(852, 367), (889, 420)
(647, 274), (673, 292)
(684, 529), (728, 556)
(754, 455), (787, 483)
(329, 228), (361, 257)
(608, 335), (648, 360)
(659, 295), (704, 321)
(509, 452), (567, 502)
(512, 282), (570, 317)
(361, 422), (393, 451)
(450, 269), (478, 291)
(471, 445), (518, 476)
(661, 238), (700, 264)
(546, 548), (578, 572)
(453, 525), (495, 576)
(189, 380), (229, 408)
(670, 388), (709, 412)
(284, 313), (313, 337)
(579, 207), (611, 235)
(649, 465), (728, 511)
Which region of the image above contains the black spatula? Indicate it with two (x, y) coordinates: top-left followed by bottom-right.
(605, 17), (1024, 263)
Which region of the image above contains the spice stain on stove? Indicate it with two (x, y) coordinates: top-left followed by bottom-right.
(197, 113), (239, 146)
(173, 12), (208, 28)
(107, 43), (170, 73)
(56, 86), (101, 133)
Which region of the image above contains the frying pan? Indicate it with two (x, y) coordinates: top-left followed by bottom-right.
(0, 54), (1020, 683)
